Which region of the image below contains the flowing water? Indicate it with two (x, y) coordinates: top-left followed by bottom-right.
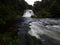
(16, 9), (60, 45)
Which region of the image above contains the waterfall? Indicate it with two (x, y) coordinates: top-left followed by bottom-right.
(17, 9), (35, 45)
(22, 9), (34, 17)
(17, 9), (60, 45)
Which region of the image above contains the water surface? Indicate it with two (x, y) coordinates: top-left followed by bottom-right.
(16, 18), (60, 45)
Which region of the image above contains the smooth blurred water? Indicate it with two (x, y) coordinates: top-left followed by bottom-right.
(16, 18), (60, 45)
(29, 18), (60, 45)
(17, 9), (60, 45)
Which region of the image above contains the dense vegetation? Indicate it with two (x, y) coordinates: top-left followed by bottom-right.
(0, 0), (29, 45)
(33, 0), (60, 18)
(0, 0), (60, 45)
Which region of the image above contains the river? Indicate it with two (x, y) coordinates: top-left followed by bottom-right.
(16, 9), (60, 45)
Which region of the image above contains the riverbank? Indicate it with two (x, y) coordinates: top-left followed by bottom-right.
(0, 21), (20, 45)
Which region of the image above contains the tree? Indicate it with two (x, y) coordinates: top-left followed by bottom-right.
(33, 1), (50, 18)
(33, 0), (60, 18)
(0, 0), (29, 32)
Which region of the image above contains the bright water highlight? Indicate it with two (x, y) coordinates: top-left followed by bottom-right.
(17, 9), (60, 45)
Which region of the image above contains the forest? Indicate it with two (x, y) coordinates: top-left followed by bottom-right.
(0, 0), (60, 45)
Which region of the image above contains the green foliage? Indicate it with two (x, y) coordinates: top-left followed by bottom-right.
(0, 0), (37, 45)
(0, 33), (20, 45)
(0, 0), (29, 32)
(33, 0), (60, 18)
(35, 9), (50, 18)
(0, 0), (28, 24)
